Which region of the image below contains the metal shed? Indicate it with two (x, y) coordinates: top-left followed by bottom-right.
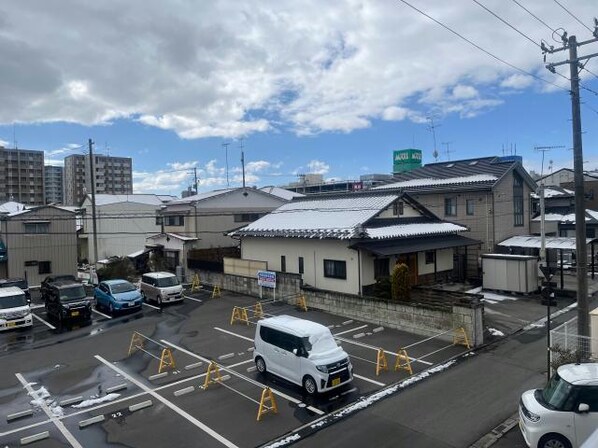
(482, 253), (539, 294)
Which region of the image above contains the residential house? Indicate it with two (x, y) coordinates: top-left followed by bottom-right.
(373, 156), (537, 276)
(538, 168), (598, 210)
(150, 187), (287, 270)
(80, 194), (176, 263)
(231, 191), (480, 296)
(0, 204), (77, 285)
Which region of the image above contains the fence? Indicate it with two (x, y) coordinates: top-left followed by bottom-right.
(550, 317), (597, 374)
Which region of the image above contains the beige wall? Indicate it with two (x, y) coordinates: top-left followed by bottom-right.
(417, 248), (453, 275)
(1, 207), (77, 286)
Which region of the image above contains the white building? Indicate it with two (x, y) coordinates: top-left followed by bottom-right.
(231, 191), (480, 295)
(80, 194), (176, 263)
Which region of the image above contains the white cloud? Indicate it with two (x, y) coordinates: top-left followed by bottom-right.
(307, 160), (330, 175)
(0, 1), (593, 137)
(0, 138), (10, 147)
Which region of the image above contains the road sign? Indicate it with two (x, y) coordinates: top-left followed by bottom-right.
(257, 271), (276, 289)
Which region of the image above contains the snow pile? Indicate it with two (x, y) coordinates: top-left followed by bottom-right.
(71, 393), (121, 409)
(480, 291), (518, 304)
(488, 328), (505, 337)
(28, 386), (64, 416)
(263, 434), (301, 448)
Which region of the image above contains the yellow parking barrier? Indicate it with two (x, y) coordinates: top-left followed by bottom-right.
(453, 327), (471, 349)
(296, 295), (308, 312)
(257, 387), (278, 421)
(202, 362), (223, 390)
(128, 332), (145, 356)
(212, 285), (221, 299)
(230, 307), (249, 325)
(394, 349), (413, 375)
(127, 331), (177, 374)
(254, 302), (264, 319)
(158, 348), (176, 374)
(190, 274), (201, 292)
(375, 348), (388, 376)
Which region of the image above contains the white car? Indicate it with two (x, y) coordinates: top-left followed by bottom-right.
(519, 363), (598, 448)
(254, 315), (353, 395)
(0, 286), (32, 331)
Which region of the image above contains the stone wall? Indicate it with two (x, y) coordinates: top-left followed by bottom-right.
(189, 269), (483, 346)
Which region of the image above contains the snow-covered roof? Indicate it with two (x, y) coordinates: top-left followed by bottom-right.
(88, 194), (172, 207)
(259, 186), (304, 200)
(373, 174), (497, 190)
(146, 232), (198, 241)
(530, 186), (574, 199)
(233, 194), (398, 239)
(532, 210), (598, 223)
(365, 222), (467, 239)
(499, 235), (595, 250)
(0, 201), (28, 214)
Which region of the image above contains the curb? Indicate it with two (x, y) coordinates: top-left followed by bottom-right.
(468, 413), (519, 448)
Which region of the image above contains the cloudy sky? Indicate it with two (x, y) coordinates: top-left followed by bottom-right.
(1, 0), (597, 194)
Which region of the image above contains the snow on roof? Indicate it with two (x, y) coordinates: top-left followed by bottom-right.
(499, 235), (595, 250)
(532, 213), (566, 222)
(234, 194), (398, 239)
(90, 194), (171, 206)
(0, 201), (28, 214)
(146, 232), (198, 241)
(530, 187), (574, 199)
(259, 186), (304, 200)
(532, 210), (598, 223)
(365, 222), (467, 239)
(373, 174), (498, 190)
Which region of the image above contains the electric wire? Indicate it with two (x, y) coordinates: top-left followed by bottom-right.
(551, 0), (594, 34)
(510, 0), (558, 34)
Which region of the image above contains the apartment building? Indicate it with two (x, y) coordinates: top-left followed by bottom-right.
(64, 154), (133, 205)
(44, 165), (64, 204)
(0, 146), (45, 206)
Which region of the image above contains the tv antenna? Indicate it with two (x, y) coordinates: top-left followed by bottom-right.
(442, 141), (454, 161)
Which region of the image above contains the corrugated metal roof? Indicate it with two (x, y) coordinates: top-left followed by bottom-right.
(91, 194), (172, 206)
(374, 175), (497, 191)
(365, 222), (467, 239)
(499, 235), (595, 250)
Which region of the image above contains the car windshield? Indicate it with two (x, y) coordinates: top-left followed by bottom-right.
(0, 280), (27, 290)
(59, 286), (86, 301)
(0, 294), (27, 309)
(541, 373), (576, 410)
(307, 331), (338, 354)
(111, 282), (136, 294)
(156, 276), (179, 287)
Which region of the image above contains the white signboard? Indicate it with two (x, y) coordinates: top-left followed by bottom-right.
(257, 270), (276, 289)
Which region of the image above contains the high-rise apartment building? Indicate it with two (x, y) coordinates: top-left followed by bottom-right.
(0, 146), (45, 205)
(64, 154), (133, 205)
(44, 165), (64, 204)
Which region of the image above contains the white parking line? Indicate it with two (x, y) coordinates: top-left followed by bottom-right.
(161, 340), (325, 416)
(16, 373), (83, 448)
(142, 302), (161, 311)
(30, 304), (45, 310)
(31, 313), (56, 330)
(184, 295), (203, 303)
(95, 355), (239, 448)
(333, 325), (368, 336)
(353, 373), (386, 387)
(214, 327), (253, 342)
(92, 308), (112, 319)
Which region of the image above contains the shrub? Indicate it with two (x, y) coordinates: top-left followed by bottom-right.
(391, 263), (410, 301)
(97, 258), (137, 282)
(549, 344), (585, 371)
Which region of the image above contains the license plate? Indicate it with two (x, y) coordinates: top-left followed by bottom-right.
(6, 321), (16, 328)
(71, 311), (80, 317)
(332, 377), (341, 386)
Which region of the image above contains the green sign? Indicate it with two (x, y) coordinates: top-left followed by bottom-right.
(393, 148), (422, 173)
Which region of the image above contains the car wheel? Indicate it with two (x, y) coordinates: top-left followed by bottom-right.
(141, 291), (146, 301)
(539, 434), (571, 448)
(303, 375), (317, 395)
(255, 357), (267, 374)
(157, 295), (162, 306)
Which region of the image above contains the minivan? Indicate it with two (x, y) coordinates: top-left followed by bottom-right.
(519, 363), (598, 448)
(140, 272), (183, 305)
(254, 315), (353, 395)
(0, 287), (32, 331)
(43, 280), (93, 323)
(0, 278), (31, 302)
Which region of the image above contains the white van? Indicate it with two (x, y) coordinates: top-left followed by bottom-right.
(140, 272), (183, 305)
(0, 287), (33, 331)
(254, 315), (353, 395)
(519, 363), (598, 448)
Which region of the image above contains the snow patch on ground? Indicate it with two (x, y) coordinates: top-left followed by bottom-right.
(263, 434), (301, 448)
(467, 287), (520, 304)
(466, 287), (482, 294)
(71, 393), (121, 409)
(488, 328), (505, 337)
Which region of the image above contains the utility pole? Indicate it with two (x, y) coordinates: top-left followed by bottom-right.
(544, 28), (598, 348)
(193, 167), (198, 194)
(240, 139), (246, 190)
(222, 142), (230, 187)
(88, 139), (99, 268)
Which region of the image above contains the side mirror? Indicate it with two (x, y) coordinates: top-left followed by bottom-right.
(292, 348), (299, 356)
(578, 403), (590, 413)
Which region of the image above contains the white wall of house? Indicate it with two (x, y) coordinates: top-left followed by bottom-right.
(241, 237), (362, 295)
(417, 248), (453, 275)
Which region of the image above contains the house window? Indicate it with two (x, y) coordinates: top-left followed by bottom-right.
(466, 199), (475, 216)
(298, 257), (304, 274)
(374, 258), (389, 279)
(444, 198), (457, 216)
(513, 172), (524, 227)
(164, 215), (184, 226)
(393, 201), (404, 216)
(588, 228), (596, 238)
(281, 256), (286, 273)
(24, 222), (50, 234)
(425, 251), (435, 265)
(38, 261), (51, 275)
(155, 216), (163, 226)
(234, 213), (261, 222)
(323, 259), (347, 279)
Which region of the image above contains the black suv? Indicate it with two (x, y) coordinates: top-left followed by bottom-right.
(44, 280), (92, 323)
(40, 274), (79, 299)
(0, 278), (31, 302)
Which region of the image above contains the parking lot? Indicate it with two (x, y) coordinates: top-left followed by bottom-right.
(0, 287), (470, 447)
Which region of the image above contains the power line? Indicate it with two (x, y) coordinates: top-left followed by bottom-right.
(510, 0), (557, 34)
(551, 0), (594, 34)
(472, 0), (541, 49)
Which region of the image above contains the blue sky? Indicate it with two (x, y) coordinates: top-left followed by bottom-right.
(1, 1), (597, 196)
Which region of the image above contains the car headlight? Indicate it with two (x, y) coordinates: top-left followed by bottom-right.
(521, 404), (540, 422)
(316, 365), (328, 374)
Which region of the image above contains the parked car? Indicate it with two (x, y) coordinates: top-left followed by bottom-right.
(519, 363), (598, 448)
(95, 279), (142, 314)
(139, 272), (183, 305)
(253, 315), (353, 395)
(41, 274), (79, 300)
(44, 280), (92, 323)
(0, 287), (32, 331)
(0, 278), (30, 302)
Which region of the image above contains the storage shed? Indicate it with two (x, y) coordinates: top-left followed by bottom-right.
(482, 254), (539, 294)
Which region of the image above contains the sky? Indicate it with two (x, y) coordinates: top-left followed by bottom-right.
(1, 0), (598, 196)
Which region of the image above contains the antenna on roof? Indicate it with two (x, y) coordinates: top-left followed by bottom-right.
(240, 138), (246, 192)
(13, 124), (17, 150)
(442, 141), (454, 161)
(426, 115), (441, 160)
(534, 145), (565, 177)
